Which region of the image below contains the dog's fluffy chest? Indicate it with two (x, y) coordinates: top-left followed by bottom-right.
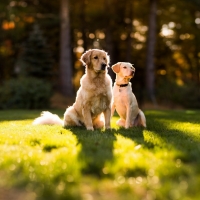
(88, 84), (111, 116)
(79, 74), (112, 116)
(90, 94), (108, 115)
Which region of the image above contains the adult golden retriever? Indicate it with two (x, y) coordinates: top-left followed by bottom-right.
(33, 49), (112, 131)
(111, 62), (146, 128)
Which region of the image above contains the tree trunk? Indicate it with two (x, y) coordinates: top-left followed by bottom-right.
(145, 0), (157, 105)
(195, 34), (200, 87)
(126, 0), (134, 62)
(60, 0), (74, 96)
(104, 0), (115, 81)
(80, 0), (87, 51)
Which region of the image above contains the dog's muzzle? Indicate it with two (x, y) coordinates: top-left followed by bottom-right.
(125, 71), (135, 78)
(101, 63), (107, 71)
(131, 71), (135, 76)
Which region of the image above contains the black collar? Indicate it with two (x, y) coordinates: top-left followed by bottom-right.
(116, 83), (129, 87)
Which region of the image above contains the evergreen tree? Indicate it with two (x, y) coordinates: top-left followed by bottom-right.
(20, 24), (54, 79)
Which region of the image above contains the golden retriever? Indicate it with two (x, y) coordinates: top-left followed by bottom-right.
(111, 62), (146, 128)
(33, 49), (112, 131)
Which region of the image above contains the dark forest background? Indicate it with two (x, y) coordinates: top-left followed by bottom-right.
(0, 0), (200, 109)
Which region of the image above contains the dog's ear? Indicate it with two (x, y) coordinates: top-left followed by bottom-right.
(112, 62), (121, 73)
(80, 49), (92, 66)
(106, 54), (110, 66)
(132, 64), (135, 72)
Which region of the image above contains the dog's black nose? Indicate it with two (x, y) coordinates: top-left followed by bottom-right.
(101, 63), (107, 70)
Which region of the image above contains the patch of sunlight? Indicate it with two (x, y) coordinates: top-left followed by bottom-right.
(114, 134), (137, 155)
(104, 134), (159, 176)
(160, 25), (174, 37)
(0, 127), (82, 186)
(143, 130), (167, 147)
(195, 18), (200, 24)
(151, 114), (200, 138)
(166, 121), (200, 136)
(180, 33), (194, 40)
(111, 115), (120, 129)
(157, 69), (166, 75)
(145, 110), (169, 116)
(185, 110), (197, 114)
(176, 78), (184, 86)
(74, 46), (84, 53)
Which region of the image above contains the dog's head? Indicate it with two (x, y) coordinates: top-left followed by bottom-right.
(80, 49), (110, 73)
(112, 62), (135, 78)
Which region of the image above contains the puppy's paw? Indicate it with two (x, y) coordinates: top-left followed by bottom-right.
(87, 126), (94, 131)
(125, 125), (130, 129)
(105, 126), (111, 130)
(116, 119), (125, 127)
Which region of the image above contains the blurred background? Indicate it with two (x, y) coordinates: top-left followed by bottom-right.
(0, 0), (200, 109)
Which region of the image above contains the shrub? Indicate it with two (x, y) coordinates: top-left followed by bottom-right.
(0, 78), (52, 109)
(181, 85), (200, 108)
(156, 78), (200, 108)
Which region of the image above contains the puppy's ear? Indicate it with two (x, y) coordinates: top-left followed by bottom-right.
(80, 49), (92, 65)
(112, 62), (121, 73)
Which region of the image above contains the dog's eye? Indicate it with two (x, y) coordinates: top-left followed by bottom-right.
(94, 56), (98, 59)
(103, 57), (106, 60)
(123, 66), (127, 69)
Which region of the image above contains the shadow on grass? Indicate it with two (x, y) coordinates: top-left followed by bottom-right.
(112, 110), (200, 174)
(67, 110), (200, 181)
(70, 120), (147, 177)
(118, 126), (160, 152)
(70, 127), (117, 177)
(146, 110), (200, 164)
(115, 126), (149, 150)
(0, 109), (64, 121)
(146, 110), (200, 125)
(111, 112), (146, 147)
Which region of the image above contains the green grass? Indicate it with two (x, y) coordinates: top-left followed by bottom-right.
(0, 109), (200, 200)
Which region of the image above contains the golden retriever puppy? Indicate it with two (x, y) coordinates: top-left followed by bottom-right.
(111, 62), (146, 128)
(33, 49), (112, 131)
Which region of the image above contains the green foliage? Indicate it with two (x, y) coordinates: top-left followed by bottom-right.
(0, 78), (52, 109)
(0, 0), (200, 104)
(0, 110), (200, 199)
(19, 24), (54, 79)
(156, 78), (200, 108)
(182, 85), (200, 108)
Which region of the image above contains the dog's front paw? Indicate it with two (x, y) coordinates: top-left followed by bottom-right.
(87, 126), (94, 131)
(105, 126), (111, 130)
(125, 125), (130, 129)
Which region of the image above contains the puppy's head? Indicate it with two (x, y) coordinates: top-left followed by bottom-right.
(80, 49), (110, 73)
(112, 62), (135, 78)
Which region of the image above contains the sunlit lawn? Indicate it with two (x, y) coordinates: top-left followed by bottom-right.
(0, 109), (200, 200)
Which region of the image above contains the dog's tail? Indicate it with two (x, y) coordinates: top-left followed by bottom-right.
(33, 111), (63, 126)
(134, 109), (146, 127)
